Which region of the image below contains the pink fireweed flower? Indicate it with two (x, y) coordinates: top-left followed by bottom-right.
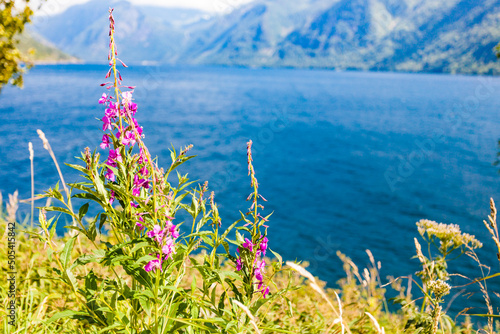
(109, 190), (115, 204)
(128, 102), (138, 116)
(170, 227), (179, 239)
(108, 148), (122, 163)
(236, 258), (243, 271)
(105, 168), (115, 182)
(122, 130), (136, 146)
(136, 216), (144, 230)
(254, 260), (265, 281)
(131, 118), (143, 137)
(258, 236), (268, 257)
(164, 219), (179, 238)
(161, 237), (176, 259)
(121, 91), (132, 103)
(102, 115), (112, 131)
(147, 224), (166, 243)
(98, 93), (108, 104)
(144, 256), (162, 272)
(139, 165), (148, 176)
(105, 102), (118, 118)
(138, 148), (148, 164)
(133, 174), (149, 190)
(242, 238), (254, 252)
(259, 284), (270, 298)
(100, 134), (111, 149)
(130, 201), (139, 208)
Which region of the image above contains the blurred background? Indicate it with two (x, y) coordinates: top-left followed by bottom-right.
(2, 0), (500, 317)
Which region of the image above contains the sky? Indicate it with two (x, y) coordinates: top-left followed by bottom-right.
(31, 0), (255, 16)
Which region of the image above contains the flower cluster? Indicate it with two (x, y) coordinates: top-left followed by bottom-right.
(427, 279), (451, 299)
(236, 236), (269, 298)
(143, 218), (179, 272)
(417, 219), (483, 251)
(98, 75), (152, 212)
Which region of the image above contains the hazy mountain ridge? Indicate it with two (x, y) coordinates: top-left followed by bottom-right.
(29, 0), (500, 74)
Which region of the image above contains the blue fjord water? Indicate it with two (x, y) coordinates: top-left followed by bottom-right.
(1, 64), (500, 314)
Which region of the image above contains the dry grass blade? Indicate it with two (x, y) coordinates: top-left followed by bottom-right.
(287, 261), (349, 334)
(37, 129), (76, 228)
(483, 198), (500, 262)
(29, 142), (34, 228)
(365, 312), (385, 334)
(233, 300), (262, 334)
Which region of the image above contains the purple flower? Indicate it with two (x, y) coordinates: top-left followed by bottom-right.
(147, 224), (165, 243)
(258, 237), (268, 257)
(236, 258), (243, 271)
(133, 174), (149, 191)
(132, 118), (143, 136)
(105, 168), (115, 182)
(105, 102), (118, 118)
(109, 190), (115, 204)
(139, 165), (149, 176)
(121, 91), (132, 102)
(98, 93), (108, 104)
(144, 256), (162, 272)
(100, 134), (111, 149)
(122, 130), (136, 146)
(128, 102), (137, 116)
(260, 285), (269, 298)
(136, 216), (144, 230)
(171, 229), (179, 239)
(161, 237), (175, 259)
(138, 148), (147, 164)
(254, 260), (265, 281)
(102, 116), (112, 131)
(108, 148), (122, 163)
(130, 201), (139, 208)
(242, 238), (254, 252)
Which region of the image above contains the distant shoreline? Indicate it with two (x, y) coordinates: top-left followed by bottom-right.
(29, 61), (500, 77)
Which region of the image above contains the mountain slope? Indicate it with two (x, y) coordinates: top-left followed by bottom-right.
(29, 0), (500, 74)
(31, 0), (210, 63)
(17, 30), (78, 63)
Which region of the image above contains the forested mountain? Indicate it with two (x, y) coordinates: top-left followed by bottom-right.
(30, 0), (500, 74)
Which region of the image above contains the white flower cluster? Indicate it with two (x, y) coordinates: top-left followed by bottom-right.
(417, 219), (483, 250)
(428, 279), (451, 298)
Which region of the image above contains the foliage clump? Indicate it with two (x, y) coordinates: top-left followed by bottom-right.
(0, 0), (35, 91)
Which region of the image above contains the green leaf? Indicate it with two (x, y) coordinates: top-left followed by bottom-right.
(45, 310), (88, 324)
(73, 192), (101, 203)
(218, 291), (226, 312)
(61, 236), (77, 269)
(78, 203), (90, 221)
(135, 254), (157, 265)
(49, 217), (58, 239)
(66, 163), (88, 174)
(44, 206), (77, 219)
(270, 249), (282, 269)
(71, 250), (105, 269)
(64, 225), (87, 237)
(130, 241), (150, 254)
(122, 262), (152, 289)
(220, 221), (239, 241)
(94, 173), (108, 203)
(99, 213), (107, 232)
(215, 270), (241, 282)
(65, 269), (78, 291)
(47, 185), (64, 202)
(88, 213), (98, 242)
(138, 296), (152, 318)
